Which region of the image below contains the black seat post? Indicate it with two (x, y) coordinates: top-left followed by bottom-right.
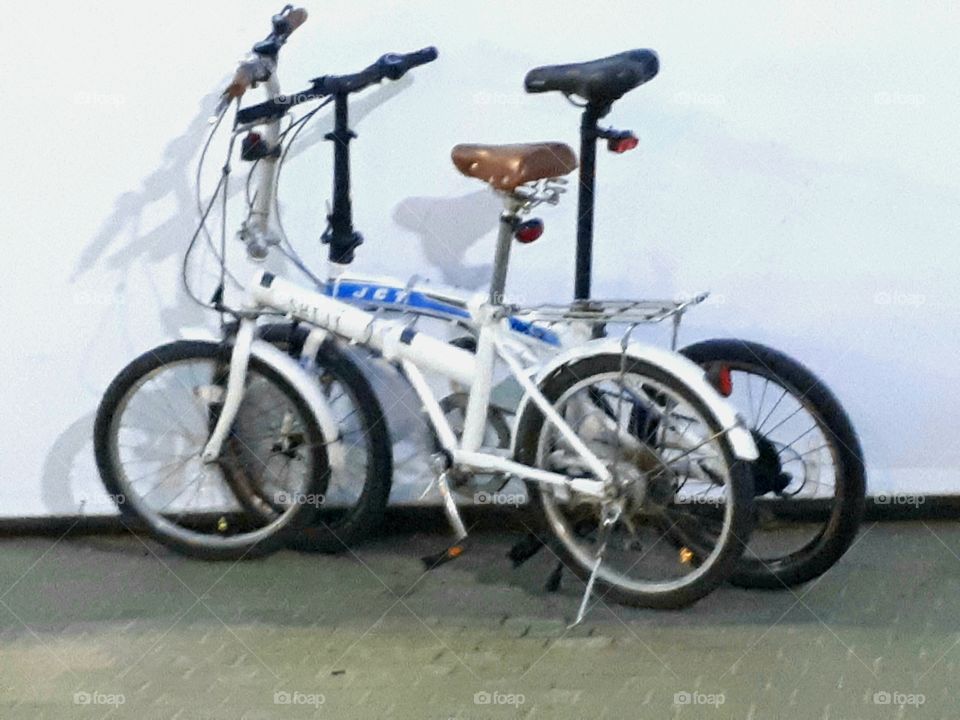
(322, 93), (363, 267)
(574, 103), (606, 301)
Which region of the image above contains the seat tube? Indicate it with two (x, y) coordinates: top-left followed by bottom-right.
(463, 194), (520, 451)
(489, 196), (520, 304)
(575, 104), (603, 301)
(461, 321), (496, 452)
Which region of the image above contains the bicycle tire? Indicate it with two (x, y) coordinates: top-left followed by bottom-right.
(94, 339), (329, 560)
(680, 339), (866, 588)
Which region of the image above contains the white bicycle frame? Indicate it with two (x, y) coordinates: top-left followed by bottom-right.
(201, 269), (619, 532)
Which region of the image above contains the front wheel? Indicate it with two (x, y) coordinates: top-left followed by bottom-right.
(93, 340), (330, 560)
(679, 339), (866, 588)
(514, 353), (754, 610)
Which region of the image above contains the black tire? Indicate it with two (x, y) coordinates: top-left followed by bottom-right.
(234, 324), (393, 553)
(515, 353), (754, 610)
(679, 339), (866, 588)
(94, 340), (329, 560)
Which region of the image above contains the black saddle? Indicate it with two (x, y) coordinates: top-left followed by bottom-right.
(524, 49), (659, 106)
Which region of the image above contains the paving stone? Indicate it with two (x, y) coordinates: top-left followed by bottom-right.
(0, 523), (959, 718)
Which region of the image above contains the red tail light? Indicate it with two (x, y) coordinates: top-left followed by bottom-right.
(608, 134), (639, 153)
(514, 219), (544, 243)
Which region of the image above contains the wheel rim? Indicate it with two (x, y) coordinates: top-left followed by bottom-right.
(534, 369), (737, 595)
(108, 357), (318, 549)
(705, 360), (844, 570)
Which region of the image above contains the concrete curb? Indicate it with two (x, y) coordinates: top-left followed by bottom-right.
(0, 496), (956, 538)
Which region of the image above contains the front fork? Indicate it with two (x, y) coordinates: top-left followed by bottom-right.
(201, 318), (257, 463)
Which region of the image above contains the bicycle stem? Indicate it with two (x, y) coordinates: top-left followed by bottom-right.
(322, 93), (363, 269)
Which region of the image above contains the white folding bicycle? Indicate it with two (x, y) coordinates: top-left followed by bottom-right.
(94, 7), (761, 613)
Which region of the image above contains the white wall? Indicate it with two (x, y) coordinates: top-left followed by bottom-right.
(3, 0), (959, 516)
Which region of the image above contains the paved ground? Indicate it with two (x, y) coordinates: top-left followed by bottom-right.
(0, 518), (958, 719)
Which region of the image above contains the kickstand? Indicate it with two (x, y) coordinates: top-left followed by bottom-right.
(507, 534), (562, 592)
(421, 471), (469, 570)
(507, 533), (545, 567)
(568, 506), (620, 629)
(545, 561), (564, 593)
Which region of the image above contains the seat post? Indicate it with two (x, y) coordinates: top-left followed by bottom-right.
(574, 104), (605, 301)
(489, 196), (522, 305)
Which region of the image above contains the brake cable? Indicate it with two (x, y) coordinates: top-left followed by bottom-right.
(272, 96), (333, 287)
(183, 106), (242, 310)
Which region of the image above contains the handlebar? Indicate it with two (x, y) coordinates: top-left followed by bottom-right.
(253, 5), (308, 56)
(313, 47), (438, 94)
(235, 47), (439, 125)
(220, 6), (309, 104)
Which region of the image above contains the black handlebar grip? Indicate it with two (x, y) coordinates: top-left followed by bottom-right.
(402, 46), (439, 73)
(379, 47), (439, 80)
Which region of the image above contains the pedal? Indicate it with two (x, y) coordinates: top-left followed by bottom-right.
(507, 533), (545, 567)
(421, 543), (466, 570)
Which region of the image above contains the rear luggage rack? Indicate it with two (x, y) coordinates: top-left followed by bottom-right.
(510, 292), (709, 325)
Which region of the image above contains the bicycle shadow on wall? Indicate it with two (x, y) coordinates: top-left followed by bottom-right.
(392, 189), (501, 290)
(47, 78), (417, 517)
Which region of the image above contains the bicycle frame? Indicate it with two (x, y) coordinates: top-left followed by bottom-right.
(202, 270), (612, 505)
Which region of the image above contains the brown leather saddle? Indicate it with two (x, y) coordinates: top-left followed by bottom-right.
(450, 142), (577, 192)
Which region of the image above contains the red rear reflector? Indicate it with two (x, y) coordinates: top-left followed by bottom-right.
(716, 365), (733, 397)
(514, 219), (544, 243)
(609, 135), (639, 153)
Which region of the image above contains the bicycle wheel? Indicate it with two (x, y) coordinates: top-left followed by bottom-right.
(679, 339), (865, 588)
(93, 339), (329, 560)
(515, 353), (754, 610)
(226, 324), (393, 553)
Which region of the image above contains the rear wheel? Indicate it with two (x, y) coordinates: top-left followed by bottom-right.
(514, 353), (754, 610)
(93, 340), (328, 560)
(680, 339), (865, 588)
(226, 324), (393, 553)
